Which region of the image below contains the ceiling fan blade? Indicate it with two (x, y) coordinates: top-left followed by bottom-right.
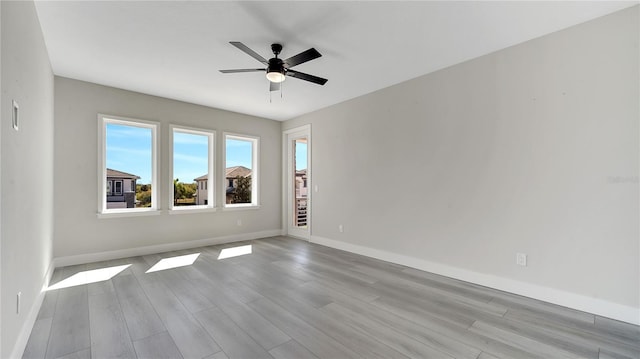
(284, 48), (322, 68)
(270, 81), (280, 92)
(229, 42), (268, 65)
(219, 68), (265, 73)
(286, 69), (328, 85)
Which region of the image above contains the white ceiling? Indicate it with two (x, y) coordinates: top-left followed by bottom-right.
(34, 1), (636, 121)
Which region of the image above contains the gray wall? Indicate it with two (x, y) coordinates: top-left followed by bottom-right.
(284, 7), (639, 315)
(54, 77), (281, 259)
(1, 1), (55, 357)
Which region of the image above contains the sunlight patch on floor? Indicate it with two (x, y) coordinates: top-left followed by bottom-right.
(146, 253), (200, 273)
(47, 264), (131, 291)
(218, 245), (252, 260)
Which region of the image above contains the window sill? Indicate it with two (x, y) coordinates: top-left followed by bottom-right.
(222, 205), (261, 211)
(97, 209), (161, 219)
(169, 207), (217, 215)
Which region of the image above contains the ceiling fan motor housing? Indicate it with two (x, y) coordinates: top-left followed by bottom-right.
(267, 58), (285, 74)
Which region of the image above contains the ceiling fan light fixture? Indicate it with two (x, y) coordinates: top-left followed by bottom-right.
(266, 60), (285, 83)
(266, 70), (286, 83)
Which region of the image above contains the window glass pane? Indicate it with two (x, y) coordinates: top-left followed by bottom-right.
(225, 137), (253, 205)
(105, 123), (152, 209)
(294, 139), (308, 228)
(173, 130), (209, 207)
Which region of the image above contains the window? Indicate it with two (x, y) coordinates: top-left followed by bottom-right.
(99, 114), (158, 214)
(114, 180), (123, 195)
(224, 133), (259, 207)
(171, 126), (214, 210)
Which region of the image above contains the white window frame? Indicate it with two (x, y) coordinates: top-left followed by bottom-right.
(223, 133), (260, 209)
(169, 125), (216, 213)
(98, 114), (159, 217)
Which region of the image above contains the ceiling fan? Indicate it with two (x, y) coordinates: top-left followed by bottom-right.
(219, 42), (328, 91)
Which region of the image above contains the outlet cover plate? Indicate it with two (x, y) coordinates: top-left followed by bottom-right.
(516, 253), (527, 266)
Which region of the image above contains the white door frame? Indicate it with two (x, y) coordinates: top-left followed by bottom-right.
(283, 124), (311, 240)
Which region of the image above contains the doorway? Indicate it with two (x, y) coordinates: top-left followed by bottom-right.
(284, 125), (311, 240)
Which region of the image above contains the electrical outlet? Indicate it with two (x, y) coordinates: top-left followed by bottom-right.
(236, 219), (242, 226)
(17, 292), (21, 314)
(516, 253), (527, 267)
(314, 185), (319, 193)
(338, 224), (344, 233)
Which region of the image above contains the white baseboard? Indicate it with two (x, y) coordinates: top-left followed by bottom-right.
(310, 235), (640, 326)
(54, 229), (284, 267)
(10, 261), (55, 359)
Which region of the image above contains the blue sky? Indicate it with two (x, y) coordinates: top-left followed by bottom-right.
(295, 142), (307, 171)
(225, 138), (252, 170)
(106, 124), (153, 184)
(107, 124), (260, 184)
(173, 131), (208, 183)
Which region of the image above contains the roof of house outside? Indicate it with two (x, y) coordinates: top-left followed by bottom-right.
(106, 168), (140, 179)
(226, 166), (251, 178)
(194, 166), (251, 182)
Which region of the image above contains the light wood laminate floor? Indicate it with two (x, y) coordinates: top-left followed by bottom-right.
(23, 236), (640, 359)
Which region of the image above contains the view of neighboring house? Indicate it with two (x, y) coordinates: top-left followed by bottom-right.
(295, 169), (307, 198)
(225, 166), (252, 203)
(194, 166), (252, 205)
(193, 174), (209, 205)
(295, 169), (308, 227)
(106, 168), (139, 209)
(224, 166), (252, 204)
